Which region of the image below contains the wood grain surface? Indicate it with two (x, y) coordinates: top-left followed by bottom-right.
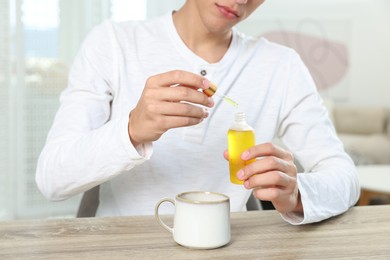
(1, 205), (389, 259)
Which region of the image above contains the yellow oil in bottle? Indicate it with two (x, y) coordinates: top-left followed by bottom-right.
(227, 112), (255, 185)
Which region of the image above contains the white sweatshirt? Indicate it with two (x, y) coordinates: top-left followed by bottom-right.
(36, 13), (360, 224)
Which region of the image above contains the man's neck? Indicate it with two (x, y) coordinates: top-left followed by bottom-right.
(172, 6), (232, 63)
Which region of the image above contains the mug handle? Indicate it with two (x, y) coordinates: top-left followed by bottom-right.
(154, 198), (175, 233)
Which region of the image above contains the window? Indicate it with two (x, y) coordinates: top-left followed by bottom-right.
(1, 0), (145, 220)
(22, 0), (60, 57)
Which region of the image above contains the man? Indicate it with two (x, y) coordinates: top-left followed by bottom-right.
(36, 0), (359, 224)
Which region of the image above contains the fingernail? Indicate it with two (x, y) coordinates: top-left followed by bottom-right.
(208, 97), (214, 107)
(241, 151), (250, 160)
(203, 109), (209, 118)
(202, 79), (210, 89)
(244, 180), (249, 188)
(237, 170), (244, 180)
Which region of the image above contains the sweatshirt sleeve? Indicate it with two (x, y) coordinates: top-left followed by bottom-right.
(276, 51), (360, 224)
(35, 21), (152, 201)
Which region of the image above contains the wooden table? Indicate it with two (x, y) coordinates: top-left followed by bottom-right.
(1, 206), (389, 259)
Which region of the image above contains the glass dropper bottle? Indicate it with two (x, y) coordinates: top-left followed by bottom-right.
(227, 112), (256, 184)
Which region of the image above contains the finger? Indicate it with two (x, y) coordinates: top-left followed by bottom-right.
(241, 143), (294, 162)
(252, 187), (285, 202)
(149, 70), (209, 90)
(223, 150), (229, 160)
(252, 187), (299, 213)
(159, 86), (213, 108)
(238, 156), (292, 181)
(243, 170), (294, 190)
(159, 115), (205, 130)
(158, 102), (209, 119)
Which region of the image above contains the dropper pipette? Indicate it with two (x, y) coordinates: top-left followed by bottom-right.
(203, 82), (239, 108)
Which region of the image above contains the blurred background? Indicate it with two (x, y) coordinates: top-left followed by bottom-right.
(1, 0), (389, 220)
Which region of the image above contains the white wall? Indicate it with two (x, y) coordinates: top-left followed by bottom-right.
(237, 0), (390, 107)
(146, 0), (184, 18)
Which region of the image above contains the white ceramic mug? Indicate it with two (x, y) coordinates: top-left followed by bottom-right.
(155, 191), (231, 249)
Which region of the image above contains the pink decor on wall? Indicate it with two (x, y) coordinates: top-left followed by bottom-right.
(262, 31), (349, 90)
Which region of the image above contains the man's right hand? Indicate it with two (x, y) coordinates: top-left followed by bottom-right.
(128, 70), (214, 146)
